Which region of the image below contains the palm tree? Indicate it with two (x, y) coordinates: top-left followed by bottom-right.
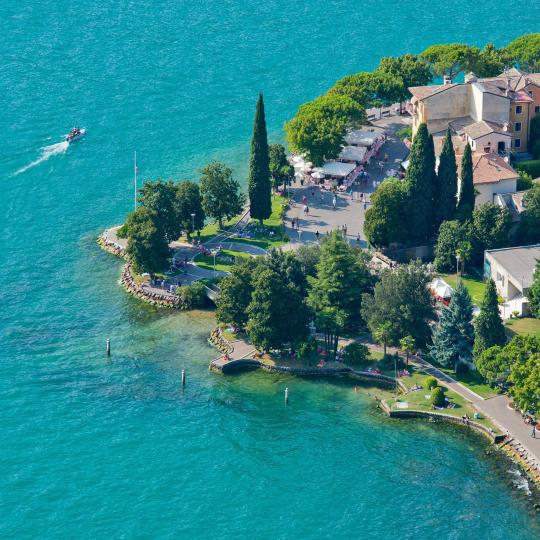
(374, 321), (392, 357)
(399, 335), (416, 368)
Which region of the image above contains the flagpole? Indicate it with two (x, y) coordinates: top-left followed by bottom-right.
(134, 151), (137, 211)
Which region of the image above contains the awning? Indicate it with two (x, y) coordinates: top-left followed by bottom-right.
(339, 146), (367, 163)
(321, 162), (356, 178)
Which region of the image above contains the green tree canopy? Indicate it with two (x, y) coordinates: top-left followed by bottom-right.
(246, 266), (309, 352)
(405, 123), (436, 242)
(199, 161), (246, 228)
(361, 260), (434, 346)
(433, 220), (470, 273)
(376, 54), (432, 110)
(137, 180), (181, 243)
(429, 280), (474, 369)
(420, 44), (481, 81)
(249, 94), (272, 225)
(215, 258), (260, 329)
(364, 179), (409, 247)
(475, 43), (511, 77)
(125, 207), (170, 275)
(505, 33), (540, 72)
(470, 203), (511, 265)
(269, 143), (294, 191)
(308, 231), (373, 326)
(475, 345), (510, 385)
(473, 279), (506, 358)
(435, 128), (458, 226)
(263, 248), (308, 296)
(516, 184), (540, 245)
(527, 259), (540, 318)
(285, 94), (366, 166)
(175, 180), (205, 240)
(456, 143), (474, 221)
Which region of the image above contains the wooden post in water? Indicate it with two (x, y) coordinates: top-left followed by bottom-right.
(181, 368), (185, 387)
(106, 338), (110, 356)
(284, 387), (289, 405)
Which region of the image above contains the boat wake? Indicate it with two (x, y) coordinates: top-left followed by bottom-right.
(14, 140), (69, 175)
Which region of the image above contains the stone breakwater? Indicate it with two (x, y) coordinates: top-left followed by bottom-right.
(121, 263), (186, 309)
(97, 232), (125, 258)
(208, 328), (233, 354)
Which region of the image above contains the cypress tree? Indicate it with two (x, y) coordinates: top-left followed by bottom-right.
(473, 279), (506, 357)
(248, 93), (272, 225)
(456, 142), (474, 221)
(436, 128), (458, 225)
(406, 123), (436, 243)
(430, 280), (474, 370)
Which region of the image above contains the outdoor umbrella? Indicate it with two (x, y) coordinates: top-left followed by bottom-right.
(312, 171), (325, 179)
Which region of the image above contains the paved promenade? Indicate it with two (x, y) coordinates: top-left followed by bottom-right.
(284, 117), (410, 248)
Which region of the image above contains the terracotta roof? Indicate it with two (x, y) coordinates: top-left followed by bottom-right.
(456, 153), (519, 185)
(408, 84), (456, 101)
(449, 117), (511, 139)
(517, 73), (540, 90)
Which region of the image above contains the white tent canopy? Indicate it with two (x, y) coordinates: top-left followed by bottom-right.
(339, 146), (367, 163)
(429, 278), (453, 299)
(322, 162), (356, 178)
(345, 127), (385, 147)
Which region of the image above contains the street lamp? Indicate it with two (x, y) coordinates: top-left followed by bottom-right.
(211, 249), (218, 276)
(456, 254), (461, 280)
(191, 213), (196, 238)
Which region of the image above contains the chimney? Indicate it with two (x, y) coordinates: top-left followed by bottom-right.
(465, 72), (477, 84)
(443, 75), (452, 85)
(503, 122), (509, 132)
(506, 77), (511, 96)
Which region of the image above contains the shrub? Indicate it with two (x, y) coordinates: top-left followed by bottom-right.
(298, 338), (318, 364)
(116, 223), (129, 238)
(455, 361), (469, 375)
(379, 353), (405, 371)
(517, 159), (540, 179)
(425, 376), (438, 390)
(176, 281), (208, 309)
(342, 342), (369, 365)
(517, 171), (534, 191)
(431, 386), (446, 407)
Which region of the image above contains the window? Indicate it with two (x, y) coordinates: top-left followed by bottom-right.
(515, 138), (521, 148)
(515, 121), (522, 132)
(516, 105), (523, 114)
(536, 106), (540, 114)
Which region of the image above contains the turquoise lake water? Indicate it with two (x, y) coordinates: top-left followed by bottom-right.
(2, 1), (540, 537)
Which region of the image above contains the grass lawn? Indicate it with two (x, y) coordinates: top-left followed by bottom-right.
(438, 367), (498, 399)
(388, 371), (499, 432)
(193, 249), (252, 273)
(505, 317), (540, 338)
(439, 272), (487, 304)
(179, 213), (245, 244)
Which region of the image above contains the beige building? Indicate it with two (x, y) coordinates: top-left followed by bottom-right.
(409, 71), (535, 155)
(484, 244), (540, 317)
(455, 152), (519, 206)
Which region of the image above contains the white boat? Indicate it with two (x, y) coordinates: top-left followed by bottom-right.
(66, 127), (86, 143)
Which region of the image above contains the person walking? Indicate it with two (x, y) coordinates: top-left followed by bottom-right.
(356, 233), (360, 244)
(332, 195), (337, 210)
(315, 230), (320, 242)
(320, 191), (324, 203)
(532, 426), (537, 439)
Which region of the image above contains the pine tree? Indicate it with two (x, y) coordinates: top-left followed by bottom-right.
(248, 93), (272, 225)
(430, 280), (474, 370)
(436, 128), (458, 225)
(457, 142), (474, 221)
(405, 123), (436, 243)
(473, 279), (506, 357)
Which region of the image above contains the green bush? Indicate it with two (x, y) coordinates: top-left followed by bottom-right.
(517, 171), (534, 191)
(176, 281), (208, 309)
(379, 353), (405, 371)
(430, 386), (446, 407)
(342, 342), (369, 365)
(116, 223), (129, 238)
(298, 338), (318, 364)
(533, 140), (540, 160)
(425, 376), (438, 390)
(517, 159), (540, 179)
